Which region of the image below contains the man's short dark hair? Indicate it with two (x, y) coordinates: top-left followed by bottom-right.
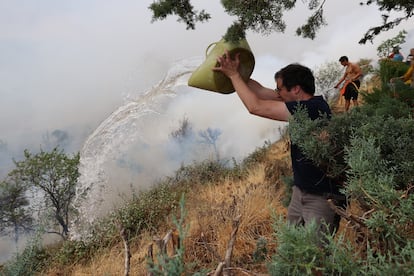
(339, 56), (348, 62)
(274, 63), (315, 95)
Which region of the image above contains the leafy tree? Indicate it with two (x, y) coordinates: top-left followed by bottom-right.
(358, 58), (375, 78)
(170, 116), (194, 143)
(198, 127), (222, 161)
(0, 176), (33, 247)
(148, 0), (414, 43)
(169, 117), (224, 163)
(9, 147), (80, 240)
(168, 116), (198, 163)
(376, 30), (407, 58)
(313, 61), (343, 102)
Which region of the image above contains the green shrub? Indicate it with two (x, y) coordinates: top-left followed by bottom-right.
(146, 195), (187, 275)
(49, 182), (183, 267)
(115, 182), (182, 237)
(171, 159), (240, 185)
(378, 59), (409, 86)
(146, 194), (208, 276)
(349, 116), (414, 189)
(241, 140), (273, 169)
(1, 235), (49, 276)
(362, 91), (413, 118)
(288, 105), (365, 181)
(267, 216), (360, 275)
(252, 237), (268, 263)
(286, 66), (414, 273)
(360, 241), (414, 275)
(281, 175), (294, 208)
(53, 238), (101, 266)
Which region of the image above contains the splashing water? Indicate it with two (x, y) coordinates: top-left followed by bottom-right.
(71, 58), (203, 239)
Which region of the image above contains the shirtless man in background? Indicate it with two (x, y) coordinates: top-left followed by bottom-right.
(334, 56), (362, 111)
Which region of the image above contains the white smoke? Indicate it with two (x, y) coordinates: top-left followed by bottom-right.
(71, 57), (285, 239)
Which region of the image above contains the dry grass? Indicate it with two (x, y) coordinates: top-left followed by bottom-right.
(183, 168), (285, 272)
(45, 139), (293, 275)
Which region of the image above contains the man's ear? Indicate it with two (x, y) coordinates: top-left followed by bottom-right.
(292, 85), (301, 95)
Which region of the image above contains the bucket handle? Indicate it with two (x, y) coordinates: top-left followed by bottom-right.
(205, 41), (219, 57)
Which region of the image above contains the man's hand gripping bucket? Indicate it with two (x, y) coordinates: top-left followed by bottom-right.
(188, 38), (255, 94)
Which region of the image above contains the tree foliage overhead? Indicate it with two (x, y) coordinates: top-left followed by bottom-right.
(148, 0), (413, 43)
(220, 0), (292, 41)
(148, 0), (210, 30)
(360, 0), (414, 44)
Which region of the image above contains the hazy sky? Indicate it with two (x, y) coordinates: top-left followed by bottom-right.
(0, 0), (413, 152)
(1, 0), (414, 263)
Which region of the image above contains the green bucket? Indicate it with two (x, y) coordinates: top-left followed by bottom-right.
(188, 38), (255, 94)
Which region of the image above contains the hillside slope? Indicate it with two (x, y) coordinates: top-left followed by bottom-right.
(46, 97), (361, 275)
